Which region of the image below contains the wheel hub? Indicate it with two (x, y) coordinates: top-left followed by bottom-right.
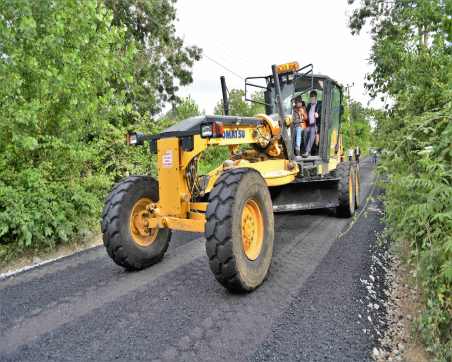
(130, 198), (158, 247)
(241, 199), (264, 261)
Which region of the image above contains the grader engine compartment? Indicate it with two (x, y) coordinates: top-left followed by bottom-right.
(144, 113), (299, 222)
(101, 61), (360, 292)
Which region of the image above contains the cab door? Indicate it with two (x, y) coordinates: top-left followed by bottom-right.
(319, 81), (342, 163)
(328, 85), (342, 160)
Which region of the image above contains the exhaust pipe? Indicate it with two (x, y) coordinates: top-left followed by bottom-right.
(220, 76), (229, 116)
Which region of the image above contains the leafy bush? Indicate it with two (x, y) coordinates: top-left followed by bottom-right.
(0, 0), (201, 261)
(341, 99), (373, 154)
(378, 103), (452, 359)
(0, 0), (135, 257)
(198, 146), (230, 175)
(348, 0), (451, 358)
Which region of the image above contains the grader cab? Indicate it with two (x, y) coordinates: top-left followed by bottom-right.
(101, 62), (360, 292)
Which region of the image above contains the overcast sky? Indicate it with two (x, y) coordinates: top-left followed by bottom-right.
(175, 0), (373, 114)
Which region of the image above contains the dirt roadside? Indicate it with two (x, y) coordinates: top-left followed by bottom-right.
(373, 242), (431, 362)
(0, 232), (102, 277)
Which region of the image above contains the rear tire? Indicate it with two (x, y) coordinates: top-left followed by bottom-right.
(205, 168), (274, 292)
(101, 176), (171, 270)
(336, 162), (356, 218)
(354, 163), (361, 209)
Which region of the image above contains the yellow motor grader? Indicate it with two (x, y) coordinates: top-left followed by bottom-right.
(101, 62), (360, 292)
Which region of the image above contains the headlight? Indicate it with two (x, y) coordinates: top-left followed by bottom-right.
(200, 122), (224, 138)
(201, 125), (213, 138)
(126, 131), (145, 146)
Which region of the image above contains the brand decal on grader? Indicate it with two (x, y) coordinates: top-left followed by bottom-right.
(223, 129), (245, 139)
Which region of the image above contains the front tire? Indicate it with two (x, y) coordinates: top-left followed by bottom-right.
(205, 168), (274, 292)
(101, 176), (171, 270)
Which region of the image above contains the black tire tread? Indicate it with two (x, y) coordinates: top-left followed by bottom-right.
(205, 168), (255, 292)
(336, 162), (355, 218)
(101, 176), (170, 270)
(355, 165), (361, 209)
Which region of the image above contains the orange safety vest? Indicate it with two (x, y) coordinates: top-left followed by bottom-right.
(294, 107), (308, 128)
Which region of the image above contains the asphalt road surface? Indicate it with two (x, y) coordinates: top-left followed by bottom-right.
(0, 159), (385, 361)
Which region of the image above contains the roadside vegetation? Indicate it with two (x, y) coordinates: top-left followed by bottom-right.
(349, 0), (451, 359)
(0, 0), (201, 260)
(342, 98), (374, 155)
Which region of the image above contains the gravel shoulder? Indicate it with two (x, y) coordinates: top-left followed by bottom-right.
(373, 244), (431, 362)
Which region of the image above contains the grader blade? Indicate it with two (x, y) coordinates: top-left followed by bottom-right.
(271, 178), (340, 213)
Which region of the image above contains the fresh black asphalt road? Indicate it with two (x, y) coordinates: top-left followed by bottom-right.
(0, 159), (385, 361)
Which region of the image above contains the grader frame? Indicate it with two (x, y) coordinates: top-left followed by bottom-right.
(102, 61), (360, 292)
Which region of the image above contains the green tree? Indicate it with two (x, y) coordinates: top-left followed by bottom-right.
(341, 99), (372, 154)
(349, 1), (451, 358)
(0, 0), (134, 254)
(104, 0), (202, 118)
(164, 96), (201, 122)
(349, 0), (450, 111)
(214, 89), (264, 117)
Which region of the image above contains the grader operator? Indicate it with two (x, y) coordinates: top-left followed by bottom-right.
(101, 62), (360, 292)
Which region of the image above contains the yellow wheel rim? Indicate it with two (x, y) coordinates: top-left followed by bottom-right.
(348, 173), (354, 207)
(241, 199), (264, 261)
(129, 198), (158, 247)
